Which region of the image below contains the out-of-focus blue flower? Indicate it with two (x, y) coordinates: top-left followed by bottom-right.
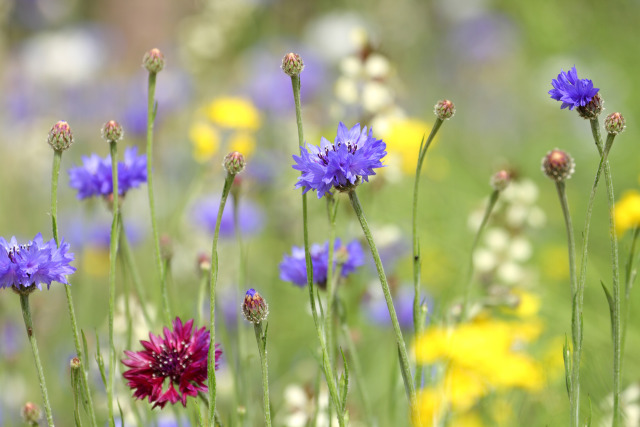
(549, 66), (599, 110)
(292, 122), (386, 198)
(192, 195), (264, 238)
(0, 233), (75, 290)
(62, 215), (143, 250)
(365, 286), (432, 330)
(68, 146), (147, 199)
(0, 321), (22, 359)
(280, 239), (365, 287)
(448, 14), (519, 63)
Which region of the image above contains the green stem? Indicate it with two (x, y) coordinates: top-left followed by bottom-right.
(145, 71), (170, 325)
(554, 180), (579, 427)
(107, 140), (120, 427)
(254, 323), (272, 427)
(574, 125), (615, 427)
(51, 150), (97, 426)
(589, 120), (621, 426)
(348, 190), (417, 414)
(325, 197), (339, 369)
(233, 190), (248, 425)
(20, 293), (54, 426)
(412, 118), (443, 387)
(461, 190), (500, 319)
(290, 73), (345, 426)
(208, 172), (235, 424)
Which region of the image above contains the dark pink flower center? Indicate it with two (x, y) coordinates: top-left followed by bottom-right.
(151, 341), (193, 382)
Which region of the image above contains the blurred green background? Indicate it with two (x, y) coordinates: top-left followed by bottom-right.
(0, 0), (639, 425)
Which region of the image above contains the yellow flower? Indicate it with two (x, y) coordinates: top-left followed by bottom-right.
(206, 97), (261, 131)
(228, 131), (256, 158)
(502, 289), (541, 318)
(614, 190), (640, 235)
(190, 122), (220, 163)
(381, 118), (439, 175)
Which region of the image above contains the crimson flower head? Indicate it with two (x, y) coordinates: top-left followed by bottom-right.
(122, 317), (221, 409)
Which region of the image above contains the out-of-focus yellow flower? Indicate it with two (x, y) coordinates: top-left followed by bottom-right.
(228, 131), (256, 158)
(190, 122), (220, 163)
(502, 289), (541, 318)
(206, 97), (261, 131)
(614, 190), (640, 235)
(82, 248), (109, 277)
(451, 411), (486, 427)
(382, 118), (438, 175)
(413, 389), (444, 426)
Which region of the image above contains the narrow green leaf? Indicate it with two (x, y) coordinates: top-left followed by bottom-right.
(95, 331), (107, 389)
(339, 347), (350, 416)
(563, 334), (571, 398)
(600, 280), (615, 340)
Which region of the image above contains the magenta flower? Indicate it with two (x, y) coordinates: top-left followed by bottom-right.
(122, 318), (222, 409)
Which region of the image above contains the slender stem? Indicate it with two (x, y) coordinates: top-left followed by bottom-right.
(51, 150), (97, 426)
(233, 190), (248, 425)
(573, 126), (615, 427)
(253, 323), (272, 426)
(461, 190), (500, 319)
(107, 141), (120, 427)
(290, 73), (345, 426)
(348, 190), (417, 413)
(20, 293), (54, 426)
(145, 71), (170, 324)
(554, 180), (579, 427)
(412, 119), (443, 387)
(208, 172), (235, 424)
(118, 217), (152, 326)
(325, 197), (339, 368)
(589, 120), (621, 426)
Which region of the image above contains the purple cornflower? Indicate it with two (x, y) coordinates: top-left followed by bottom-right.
(68, 146), (147, 199)
(292, 122), (386, 198)
(122, 318), (221, 409)
(279, 239), (365, 287)
(192, 195), (264, 238)
(0, 233), (75, 291)
(549, 66), (599, 110)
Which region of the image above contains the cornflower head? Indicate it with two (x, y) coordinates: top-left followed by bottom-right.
(549, 66), (601, 116)
(0, 233), (75, 292)
(242, 288), (269, 324)
(279, 239), (365, 288)
(292, 122), (386, 198)
(192, 194), (264, 238)
(122, 317), (222, 409)
(68, 146), (147, 199)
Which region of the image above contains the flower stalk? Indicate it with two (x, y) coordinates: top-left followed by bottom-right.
(348, 189), (417, 414)
(207, 171), (235, 424)
(290, 70), (345, 426)
(107, 139), (120, 427)
(253, 322), (271, 427)
(20, 293), (54, 426)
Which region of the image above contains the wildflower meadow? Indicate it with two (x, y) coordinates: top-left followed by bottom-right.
(1, 2), (640, 426)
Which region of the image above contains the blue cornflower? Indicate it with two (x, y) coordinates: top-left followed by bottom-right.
(0, 233), (75, 291)
(68, 146), (147, 199)
(292, 122), (386, 198)
(549, 66), (599, 110)
(279, 239), (365, 287)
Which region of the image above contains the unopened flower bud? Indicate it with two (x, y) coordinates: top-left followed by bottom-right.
(197, 252), (211, 274)
(242, 288), (269, 324)
(160, 234), (173, 262)
(48, 120), (73, 151)
(490, 170), (511, 191)
(102, 120), (124, 143)
(542, 149), (575, 182)
(281, 52), (305, 77)
(577, 93), (603, 120)
(224, 151), (246, 175)
(143, 48), (165, 73)
(604, 112), (625, 135)
(21, 402), (42, 425)
(70, 357), (81, 369)
(434, 99), (455, 120)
